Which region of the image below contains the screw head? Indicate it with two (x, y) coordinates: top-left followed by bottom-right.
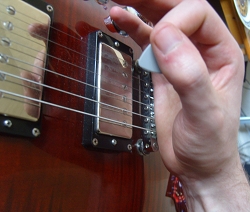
(114, 41), (120, 47)
(46, 5), (53, 12)
(6, 6), (16, 15)
(111, 139), (117, 146)
(98, 31), (103, 38)
(127, 144), (132, 151)
(3, 21), (13, 31)
(92, 138), (98, 146)
(32, 128), (40, 137)
(1, 37), (11, 47)
(4, 120), (12, 128)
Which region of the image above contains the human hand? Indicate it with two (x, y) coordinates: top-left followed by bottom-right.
(110, 0), (250, 210)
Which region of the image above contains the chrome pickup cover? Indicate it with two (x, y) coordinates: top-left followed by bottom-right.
(0, 0), (50, 122)
(0, 0), (52, 137)
(96, 42), (133, 139)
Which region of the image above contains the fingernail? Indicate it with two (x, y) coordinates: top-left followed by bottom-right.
(154, 24), (183, 55)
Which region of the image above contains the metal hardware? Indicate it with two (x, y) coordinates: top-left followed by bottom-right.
(0, 54), (8, 63)
(1, 38), (11, 47)
(6, 6), (15, 15)
(114, 41), (120, 47)
(240, 117), (250, 123)
(111, 139), (117, 146)
(127, 144), (132, 151)
(134, 59), (159, 155)
(32, 128), (40, 137)
(98, 31), (103, 38)
(46, 5), (53, 12)
(0, 73), (5, 81)
(0, 0), (53, 138)
(95, 42), (133, 139)
(83, 31), (135, 152)
(122, 72), (128, 78)
(92, 138), (99, 146)
(3, 21), (14, 31)
(4, 120), (12, 128)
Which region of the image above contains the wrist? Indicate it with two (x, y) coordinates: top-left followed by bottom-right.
(179, 158), (250, 211)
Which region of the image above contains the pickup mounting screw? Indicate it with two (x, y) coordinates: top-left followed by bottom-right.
(46, 5), (53, 12)
(32, 128), (40, 137)
(127, 144), (132, 151)
(114, 41), (120, 47)
(92, 138), (98, 146)
(98, 31), (103, 38)
(4, 120), (12, 128)
(111, 139), (117, 146)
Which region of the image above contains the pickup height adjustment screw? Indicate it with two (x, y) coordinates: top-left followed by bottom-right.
(4, 120), (12, 128)
(32, 128), (40, 137)
(1, 38), (11, 47)
(46, 5), (53, 12)
(6, 6), (16, 15)
(0, 54), (8, 64)
(3, 21), (13, 31)
(0, 73), (6, 81)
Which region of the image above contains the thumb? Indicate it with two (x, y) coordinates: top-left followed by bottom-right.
(151, 23), (217, 119)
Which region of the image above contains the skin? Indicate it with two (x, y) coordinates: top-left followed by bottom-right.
(110, 0), (250, 211)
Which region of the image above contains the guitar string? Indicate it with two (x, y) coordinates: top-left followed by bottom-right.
(1, 2), (136, 63)
(0, 4), (156, 127)
(1, 52), (157, 130)
(0, 89), (156, 133)
(0, 25), (155, 109)
(7, 35), (135, 98)
(0, 6), (151, 88)
(5, 53), (141, 108)
(1, 69), (155, 120)
(0, 20), (151, 103)
(0, 7), (154, 110)
(17, 2), (154, 91)
(0, 30), (151, 108)
(2, 55), (155, 122)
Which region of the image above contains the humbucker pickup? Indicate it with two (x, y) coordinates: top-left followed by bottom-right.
(83, 31), (158, 153)
(0, 0), (52, 137)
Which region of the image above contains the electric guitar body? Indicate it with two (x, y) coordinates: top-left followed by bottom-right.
(0, 0), (174, 211)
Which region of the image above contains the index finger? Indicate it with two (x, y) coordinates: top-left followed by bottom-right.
(112, 0), (183, 23)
